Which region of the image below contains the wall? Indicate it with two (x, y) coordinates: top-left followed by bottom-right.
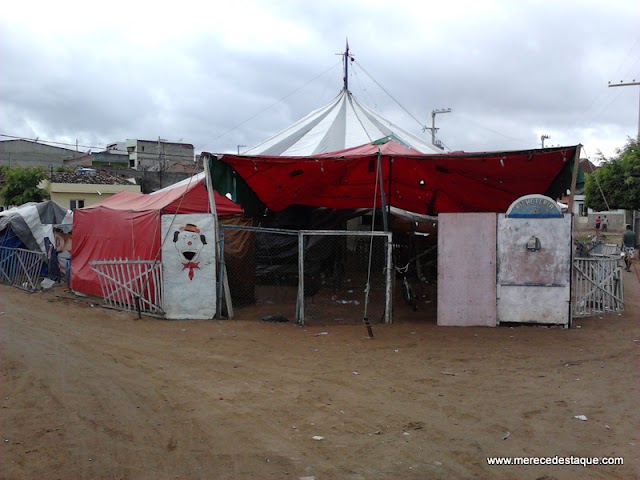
(48, 183), (141, 209)
(161, 214), (216, 320)
(0, 140), (82, 167)
(437, 213), (497, 327)
(126, 139), (195, 171)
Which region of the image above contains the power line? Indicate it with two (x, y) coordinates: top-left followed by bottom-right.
(196, 61), (342, 152)
(0, 134), (203, 162)
(351, 60), (450, 150)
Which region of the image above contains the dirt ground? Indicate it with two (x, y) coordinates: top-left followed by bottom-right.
(1, 267), (639, 480)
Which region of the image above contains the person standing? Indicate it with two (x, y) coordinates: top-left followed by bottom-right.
(622, 224), (635, 272)
(595, 215), (601, 232)
(601, 215), (608, 232)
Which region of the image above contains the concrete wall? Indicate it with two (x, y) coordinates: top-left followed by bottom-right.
(126, 139), (194, 171)
(437, 213), (497, 327)
(0, 140), (82, 167)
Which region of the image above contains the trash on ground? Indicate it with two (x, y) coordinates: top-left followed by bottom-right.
(574, 415), (588, 421)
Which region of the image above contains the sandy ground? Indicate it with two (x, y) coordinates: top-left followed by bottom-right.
(1, 268), (639, 480)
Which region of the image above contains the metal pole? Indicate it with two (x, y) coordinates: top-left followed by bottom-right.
(385, 232), (393, 324)
(541, 134), (550, 148)
(608, 80), (640, 142)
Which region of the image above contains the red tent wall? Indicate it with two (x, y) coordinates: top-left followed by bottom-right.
(70, 207), (162, 297)
(69, 177), (243, 297)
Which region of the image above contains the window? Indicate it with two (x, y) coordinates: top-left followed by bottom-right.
(579, 203), (588, 217)
(70, 199), (85, 210)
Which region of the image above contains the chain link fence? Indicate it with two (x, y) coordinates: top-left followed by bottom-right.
(299, 230), (392, 325)
(220, 225), (300, 322)
(219, 226), (392, 325)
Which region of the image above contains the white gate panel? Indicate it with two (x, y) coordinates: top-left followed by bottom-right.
(161, 214), (216, 320)
(438, 213), (497, 327)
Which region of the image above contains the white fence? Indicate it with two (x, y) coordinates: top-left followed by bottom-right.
(90, 259), (164, 316)
(572, 257), (624, 317)
(0, 246), (46, 291)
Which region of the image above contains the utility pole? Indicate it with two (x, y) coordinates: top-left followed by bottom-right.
(541, 134), (550, 148)
(237, 145), (246, 155)
(608, 79), (640, 142)
(423, 108), (451, 150)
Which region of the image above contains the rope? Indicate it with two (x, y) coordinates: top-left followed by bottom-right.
(581, 147), (611, 211)
(362, 151), (383, 338)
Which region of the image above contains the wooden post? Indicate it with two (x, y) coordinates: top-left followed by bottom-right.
(203, 154), (233, 319)
(567, 145), (582, 215)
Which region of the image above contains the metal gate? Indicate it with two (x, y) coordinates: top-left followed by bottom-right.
(572, 257), (624, 317)
(0, 246), (46, 291)
(90, 259), (164, 315)
(497, 215), (572, 326)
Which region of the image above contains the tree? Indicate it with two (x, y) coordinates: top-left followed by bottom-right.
(584, 139), (640, 211)
(0, 165), (50, 206)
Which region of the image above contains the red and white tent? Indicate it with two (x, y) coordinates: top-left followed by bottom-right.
(70, 173), (243, 297)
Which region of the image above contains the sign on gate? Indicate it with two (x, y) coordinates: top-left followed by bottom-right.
(161, 214), (216, 319)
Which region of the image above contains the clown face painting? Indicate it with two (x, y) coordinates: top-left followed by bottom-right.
(173, 223), (207, 280)
(161, 214), (216, 320)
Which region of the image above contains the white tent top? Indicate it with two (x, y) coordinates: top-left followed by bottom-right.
(244, 89), (440, 156)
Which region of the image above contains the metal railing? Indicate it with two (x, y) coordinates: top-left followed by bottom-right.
(0, 246), (46, 291)
(90, 259), (164, 316)
(572, 256), (624, 317)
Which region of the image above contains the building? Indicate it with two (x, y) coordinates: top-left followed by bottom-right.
(124, 139), (195, 171)
(64, 142), (129, 168)
(0, 139), (83, 167)
(40, 169), (141, 210)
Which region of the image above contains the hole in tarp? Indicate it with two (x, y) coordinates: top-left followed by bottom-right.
(289, 169), (304, 177)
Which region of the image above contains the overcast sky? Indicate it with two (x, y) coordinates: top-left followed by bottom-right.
(1, 0), (639, 161)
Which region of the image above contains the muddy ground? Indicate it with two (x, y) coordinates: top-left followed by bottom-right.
(1, 268), (639, 480)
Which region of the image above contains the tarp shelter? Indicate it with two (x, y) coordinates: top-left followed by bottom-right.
(70, 172), (243, 297)
(0, 201), (71, 252)
(216, 143), (582, 215)
(242, 89), (440, 156)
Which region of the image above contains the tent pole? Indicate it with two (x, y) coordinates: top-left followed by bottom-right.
(567, 145), (582, 215)
(377, 152), (388, 232)
(203, 153), (233, 319)
(387, 156), (393, 220)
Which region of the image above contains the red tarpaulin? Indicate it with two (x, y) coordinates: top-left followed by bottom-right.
(216, 143), (579, 215)
(70, 173), (243, 297)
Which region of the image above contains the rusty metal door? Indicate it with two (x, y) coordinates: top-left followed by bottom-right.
(497, 215), (572, 326)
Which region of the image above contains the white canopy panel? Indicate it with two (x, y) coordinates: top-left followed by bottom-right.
(244, 89), (440, 156)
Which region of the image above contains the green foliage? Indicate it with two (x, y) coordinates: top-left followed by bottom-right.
(585, 139), (640, 211)
(0, 166), (50, 206)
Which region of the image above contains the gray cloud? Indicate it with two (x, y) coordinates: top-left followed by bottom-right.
(1, 0), (638, 160)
